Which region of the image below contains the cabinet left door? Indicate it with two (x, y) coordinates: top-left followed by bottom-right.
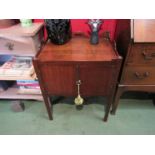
(38, 63), (76, 96)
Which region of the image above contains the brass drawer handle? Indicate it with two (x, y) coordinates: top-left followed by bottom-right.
(142, 50), (155, 60)
(134, 71), (149, 79)
(5, 42), (14, 51)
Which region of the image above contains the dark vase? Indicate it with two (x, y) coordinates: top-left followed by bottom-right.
(45, 19), (72, 45)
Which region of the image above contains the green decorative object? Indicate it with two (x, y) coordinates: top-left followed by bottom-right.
(20, 19), (32, 27)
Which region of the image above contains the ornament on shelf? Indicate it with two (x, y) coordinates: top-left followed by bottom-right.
(87, 19), (103, 45)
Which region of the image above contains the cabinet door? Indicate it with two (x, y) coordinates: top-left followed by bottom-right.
(78, 64), (114, 96)
(39, 63), (76, 96)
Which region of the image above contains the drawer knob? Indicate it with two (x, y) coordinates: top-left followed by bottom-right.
(142, 50), (155, 60)
(5, 42), (14, 51)
(134, 71), (149, 79)
(74, 80), (84, 106)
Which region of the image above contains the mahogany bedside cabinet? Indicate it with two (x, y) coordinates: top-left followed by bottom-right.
(111, 19), (155, 115)
(33, 34), (122, 122)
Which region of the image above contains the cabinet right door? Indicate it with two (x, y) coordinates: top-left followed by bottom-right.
(79, 63), (114, 97)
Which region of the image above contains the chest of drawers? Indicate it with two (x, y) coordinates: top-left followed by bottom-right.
(112, 19), (155, 115)
(33, 35), (122, 122)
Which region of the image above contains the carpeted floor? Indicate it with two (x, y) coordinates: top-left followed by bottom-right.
(0, 93), (155, 135)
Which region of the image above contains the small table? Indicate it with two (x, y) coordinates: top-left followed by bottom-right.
(33, 35), (122, 122)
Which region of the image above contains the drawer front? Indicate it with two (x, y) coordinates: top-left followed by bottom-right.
(127, 44), (155, 65)
(0, 37), (33, 52)
(121, 65), (155, 85)
(0, 33), (42, 56)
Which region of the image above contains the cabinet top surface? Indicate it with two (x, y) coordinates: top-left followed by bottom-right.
(0, 23), (43, 37)
(37, 35), (120, 62)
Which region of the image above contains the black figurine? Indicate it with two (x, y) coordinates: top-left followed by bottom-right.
(45, 19), (72, 45)
(87, 19), (103, 45)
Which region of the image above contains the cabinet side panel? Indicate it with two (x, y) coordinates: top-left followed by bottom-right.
(114, 19), (131, 57)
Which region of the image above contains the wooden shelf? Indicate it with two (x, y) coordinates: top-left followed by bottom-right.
(0, 86), (43, 101)
(0, 52), (36, 57)
(0, 73), (36, 81)
(0, 22), (44, 102)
